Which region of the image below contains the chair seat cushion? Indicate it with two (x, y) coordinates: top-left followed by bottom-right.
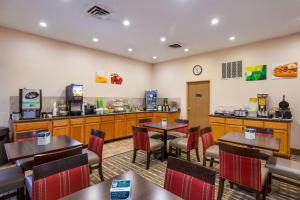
(83, 149), (99, 166)
(25, 175), (32, 199)
(205, 145), (219, 159)
(169, 138), (188, 150)
(16, 157), (34, 172)
(0, 166), (24, 193)
(266, 157), (300, 181)
(168, 131), (187, 138)
(148, 131), (163, 139)
(149, 139), (163, 151)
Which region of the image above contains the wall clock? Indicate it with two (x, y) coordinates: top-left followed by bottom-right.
(193, 65), (203, 76)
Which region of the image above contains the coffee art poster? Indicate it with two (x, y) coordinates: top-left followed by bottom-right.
(245, 65), (267, 81)
(271, 62), (298, 80)
(95, 71), (123, 85)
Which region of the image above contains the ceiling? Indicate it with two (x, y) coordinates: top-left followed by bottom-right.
(0, 0), (300, 63)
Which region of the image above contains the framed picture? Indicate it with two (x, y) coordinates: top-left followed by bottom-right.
(271, 62), (298, 79)
(245, 65), (267, 81)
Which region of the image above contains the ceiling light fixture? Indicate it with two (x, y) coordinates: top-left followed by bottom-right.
(128, 48), (133, 52)
(211, 18), (219, 25)
(152, 56), (157, 59)
(184, 48), (189, 52)
(39, 21), (47, 28)
(229, 36), (236, 41)
(123, 19), (131, 27)
(160, 37), (166, 42)
(93, 37), (99, 43)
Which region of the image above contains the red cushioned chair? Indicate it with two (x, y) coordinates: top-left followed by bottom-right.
(164, 157), (216, 200)
(132, 126), (164, 170)
(138, 118), (162, 139)
(82, 129), (105, 181)
(168, 126), (200, 162)
(168, 119), (189, 138)
(200, 127), (219, 167)
(30, 154), (90, 200)
(217, 143), (270, 200)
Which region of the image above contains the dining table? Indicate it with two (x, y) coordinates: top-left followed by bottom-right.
(60, 170), (182, 200)
(218, 132), (280, 152)
(4, 135), (83, 162)
(143, 122), (188, 159)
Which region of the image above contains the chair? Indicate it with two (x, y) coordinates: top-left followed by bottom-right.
(168, 119), (189, 138)
(138, 118), (162, 139)
(168, 126), (200, 162)
(29, 154), (90, 200)
(82, 129), (105, 181)
(200, 127), (219, 167)
(132, 126), (164, 170)
(217, 143), (270, 200)
(0, 166), (25, 200)
(164, 157), (216, 200)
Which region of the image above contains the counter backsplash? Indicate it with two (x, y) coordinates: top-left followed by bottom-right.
(10, 96), (181, 113)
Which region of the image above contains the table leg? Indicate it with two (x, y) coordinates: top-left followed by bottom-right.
(163, 130), (168, 159)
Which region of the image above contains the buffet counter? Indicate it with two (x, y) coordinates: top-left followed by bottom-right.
(209, 114), (292, 157)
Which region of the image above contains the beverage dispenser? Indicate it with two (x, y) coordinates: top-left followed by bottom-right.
(66, 84), (83, 116)
(145, 90), (158, 111)
(19, 88), (42, 119)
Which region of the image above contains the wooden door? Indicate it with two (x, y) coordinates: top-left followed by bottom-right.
(211, 123), (225, 141)
(115, 119), (127, 139)
(187, 81), (210, 128)
(126, 118), (137, 136)
(84, 123), (100, 144)
(101, 121), (115, 141)
(70, 124), (84, 143)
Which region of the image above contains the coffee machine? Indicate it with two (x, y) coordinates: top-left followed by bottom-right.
(66, 84), (83, 116)
(145, 90), (158, 111)
(19, 88), (42, 119)
(275, 95), (292, 119)
(257, 94), (268, 118)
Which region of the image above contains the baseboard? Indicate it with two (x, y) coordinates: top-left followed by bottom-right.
(291, 148), (300, 156)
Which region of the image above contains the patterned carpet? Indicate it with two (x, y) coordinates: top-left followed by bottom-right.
(90, 150), (300, 200)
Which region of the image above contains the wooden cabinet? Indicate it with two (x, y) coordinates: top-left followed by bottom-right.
(167, 112), (180, 123)
(52, 119), (69, 137)
(114, 115), (126, 139)
(70, 118), (84, 143)
(225, 124), (243, 134)
(273, 130), (288, 155)
(136, 113), (146, 124)
(126, 114), (137, 136)
(84, 117), (100, 144)
(101, 121), (114, 141)
(210, 122), (225, 141)
(13, 120), (52, 141)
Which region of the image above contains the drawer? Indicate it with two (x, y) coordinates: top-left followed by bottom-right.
(101, 115), (114, 122)
(243, 120), (263, 128)
(264, 121), (288, 130)
(137, 113), (146, 118)
(126, 114), (137, 119)
(145, 113), (154, 117)
(53, 119), (69, 127)
(70, 118), (84, 125)
(209, 117), (225, 124)
(14, 121), (50, 132)
(115, 115), (126, 120)
(85, 117), (100, 124)
(226, 118), (243, 125)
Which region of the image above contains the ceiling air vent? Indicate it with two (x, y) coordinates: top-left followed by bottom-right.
(86, 5), (110, 19)
(168, 44), (182, 48)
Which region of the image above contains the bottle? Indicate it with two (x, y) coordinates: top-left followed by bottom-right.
(52, 102), (58, 117)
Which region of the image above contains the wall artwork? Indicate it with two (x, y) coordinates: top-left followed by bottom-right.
(245, 65), (267, 81)
(271, 62), (298, 79)
(95, 71), (123, 85)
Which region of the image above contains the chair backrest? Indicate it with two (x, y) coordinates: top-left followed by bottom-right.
(138, 118), (156, 132)
(32, 154), (90, 200)
(88, 134), (104, 159)
(132, 126), (150, 151)
(91, 129), (105, 139)
(174, 119), (189, 134)
(164, 157), (216, 200)
(16, 130), (48, 142)
(247, 127), (274, 137)
(200, 127), (215, 156)
(219, 142), (263, 191)
(33, 146), (82, 166)
(187, 126), (200, 150)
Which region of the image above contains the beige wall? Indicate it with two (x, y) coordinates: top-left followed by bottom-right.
(152, 34), (300, 149)
(0, 27), (152, 125)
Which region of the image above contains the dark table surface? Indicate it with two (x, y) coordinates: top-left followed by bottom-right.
(143, 122), (187, 131)
(4, 135), (82, 162)
(218, 132), (280, 152)
(60, 171), (182, 200)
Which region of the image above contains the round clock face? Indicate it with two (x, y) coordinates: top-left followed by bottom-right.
(193, 65), (203, 75)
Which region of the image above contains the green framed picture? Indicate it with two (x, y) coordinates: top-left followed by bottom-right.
(245, 65), (267, 81)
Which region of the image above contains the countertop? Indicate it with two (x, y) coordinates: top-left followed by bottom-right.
(209, 114), (293, 123)
(12, 110), (180, 123)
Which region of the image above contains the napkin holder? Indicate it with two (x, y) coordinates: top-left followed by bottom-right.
(110, 180), (132, 200)
(37, 131), (51, 145)
(161, 118), (168, 126)
(245, 128), (256, 140)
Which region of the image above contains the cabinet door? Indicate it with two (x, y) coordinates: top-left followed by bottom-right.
(52, 126), (69, 137)
(168, 113), (180, 123)
(84, 123), (100, 144)
(225, 125), (243, 134)
(114, 120), (127, 139)
(273, 129), (288, 155)
(211, 123), (225, 141)
(70, 124), (84, 143)
(126, 118), (137, 136)
(101, 121), (114, 141)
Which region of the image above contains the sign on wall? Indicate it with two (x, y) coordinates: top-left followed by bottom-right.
(95, 71), (123, 85)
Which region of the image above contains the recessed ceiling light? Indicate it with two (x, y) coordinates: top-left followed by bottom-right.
(160, 37), (166, 42)
(152, 56), (157, 60)
(92, 37), (99, 43)
(184, 48), (189, 52)
(39, 21), (47, 28)
(123, 19), (131, 27)
(229, 36), (236, 41)
(211, 18), (219, 25)
(128, 48), (133, 52)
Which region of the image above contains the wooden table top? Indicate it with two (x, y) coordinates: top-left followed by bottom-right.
(218, 132), (280, 152)
(60, 171), (182, 200)
(143, 122), (187, 131)
(4, 135), (82, 162)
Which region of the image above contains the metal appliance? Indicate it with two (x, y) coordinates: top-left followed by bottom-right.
(66, 84), (83, 116)
(257, 94), (268, 118)
(19, 88), (42, 119)
(145, 90), (158, 111)
(275, 95), (292, 119)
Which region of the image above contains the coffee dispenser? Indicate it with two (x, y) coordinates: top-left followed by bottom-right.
(257, 94), (268, 118)
(66, 84), (83, 116)
(19, 88), (42, 119)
